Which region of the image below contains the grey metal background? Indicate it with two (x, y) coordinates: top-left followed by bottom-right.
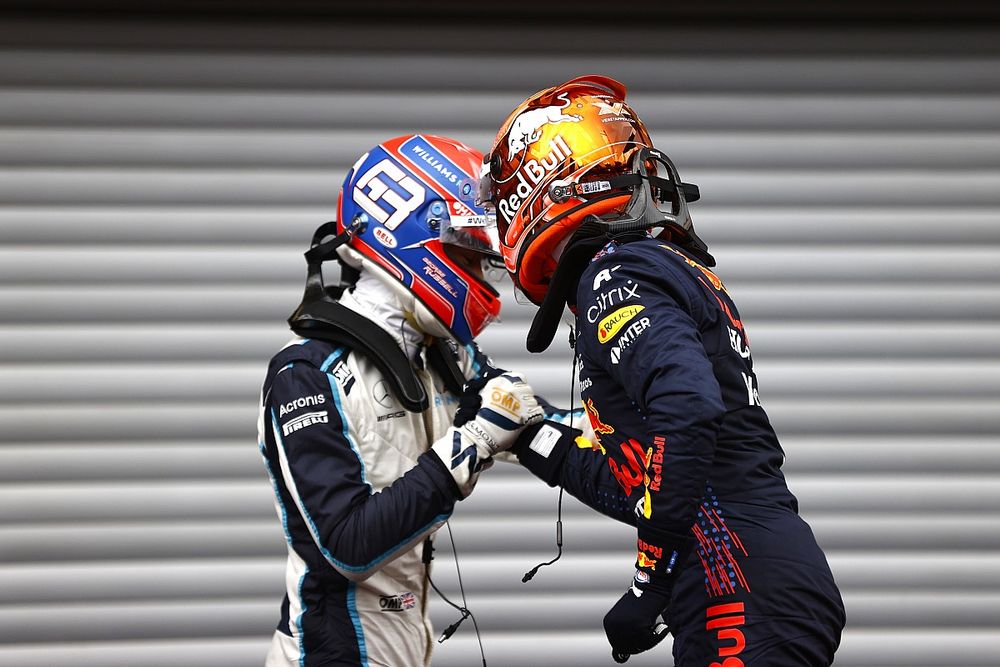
(2, 5), (999, 666)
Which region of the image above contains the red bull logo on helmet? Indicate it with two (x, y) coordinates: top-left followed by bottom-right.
(497, 134), (573, 225)
(506, 93), (582, 155)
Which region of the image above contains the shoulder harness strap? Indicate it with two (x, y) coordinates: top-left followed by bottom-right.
(288, 221), (430, 413)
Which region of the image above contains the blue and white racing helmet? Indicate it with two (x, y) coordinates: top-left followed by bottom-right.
(336, 134), (503, 345)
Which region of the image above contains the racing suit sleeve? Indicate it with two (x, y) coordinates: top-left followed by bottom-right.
(582, 256), (726, 584)
(512, 398), (638, 526)
(266, 360), (460, 582)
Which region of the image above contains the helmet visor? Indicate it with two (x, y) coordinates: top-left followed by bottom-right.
(439, 209), (501, 257)
(439, 209), (505, 291)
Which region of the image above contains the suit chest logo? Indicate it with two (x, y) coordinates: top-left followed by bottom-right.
(597, 305), (644, 344)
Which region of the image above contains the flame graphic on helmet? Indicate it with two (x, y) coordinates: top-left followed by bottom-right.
(481, 75), (653, 305)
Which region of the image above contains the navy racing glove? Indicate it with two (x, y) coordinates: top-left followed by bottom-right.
(604, 584), (671, 663)
(604, 526), (694, 663)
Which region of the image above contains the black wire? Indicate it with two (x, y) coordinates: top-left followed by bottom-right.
(522, 324), (577, 583)
(447, 522), (487, 667)
(427, 564), (464, 614)
(425, 524), (487, 666)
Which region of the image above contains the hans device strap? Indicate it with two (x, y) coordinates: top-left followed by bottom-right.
(289, 221), (478, 409)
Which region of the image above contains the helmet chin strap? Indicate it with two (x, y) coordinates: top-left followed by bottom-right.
(337, 244), (458, 343)
(345, 271), (428, 361)
(525, 219), (612, 353)
(546, 147), (714, 268)
(524, 146), (715, 353)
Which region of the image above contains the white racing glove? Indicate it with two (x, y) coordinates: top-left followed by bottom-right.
(432, 372), (544, 497)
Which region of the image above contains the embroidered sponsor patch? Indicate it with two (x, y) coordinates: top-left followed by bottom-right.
(330, 359), (355, 395)
(489, 388), (521, 416)
(278, 394), (326, 418)
(592, 264), (621, 290)
(282, 411), (329, 436)
(586, 280), (640, 323)
(379, 591), (416, 612)
(597, 305), (645, 344)
(609, 317), (651, 364)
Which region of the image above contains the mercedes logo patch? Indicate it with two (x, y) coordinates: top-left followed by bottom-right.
(372, 380), (394, 409)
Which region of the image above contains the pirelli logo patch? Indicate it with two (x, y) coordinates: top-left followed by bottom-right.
(597, 305), (644, 344)
(282, 411), (328, 436)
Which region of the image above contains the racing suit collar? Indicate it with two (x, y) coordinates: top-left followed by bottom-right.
(340, 270), (427, 364)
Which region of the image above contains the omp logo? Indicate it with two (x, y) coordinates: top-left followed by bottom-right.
(490, 388), (521, 416)
(279, 394), (326, 418)
(706, 602), (747, 667)
(379, 592), (416, 612)
(354, 158), (425, 231)
(507, 92), (582, 155)
(282, 411), (328, 436)
(597, 305), (644, 344)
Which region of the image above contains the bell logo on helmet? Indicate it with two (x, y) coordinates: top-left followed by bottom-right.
(497, 134), (573, 224)
(373, 227), (397, 248)
(353, 158), (426, 231)
(506, 93), (582, 155)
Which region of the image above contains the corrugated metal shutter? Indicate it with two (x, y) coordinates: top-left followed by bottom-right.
(2, 12), (999, 666)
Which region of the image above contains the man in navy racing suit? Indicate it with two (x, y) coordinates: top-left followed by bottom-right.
(478, 76), (846, 665)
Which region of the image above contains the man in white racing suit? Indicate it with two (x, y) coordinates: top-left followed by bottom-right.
(258, 134), (547, 666)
